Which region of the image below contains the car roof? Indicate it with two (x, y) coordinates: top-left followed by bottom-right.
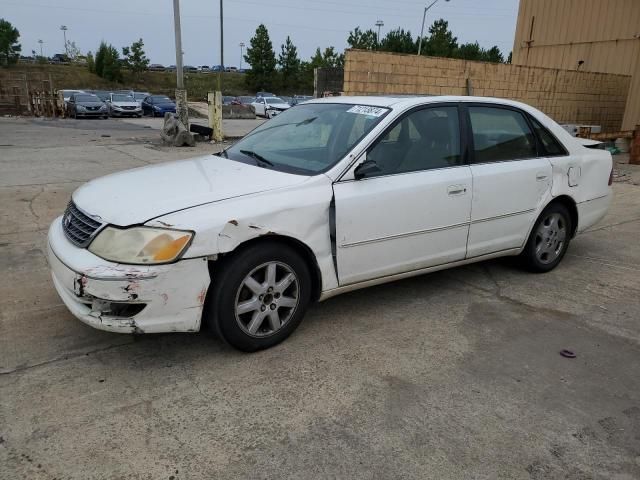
(305, 95), (538, 111)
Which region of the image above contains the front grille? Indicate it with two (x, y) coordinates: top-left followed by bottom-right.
(86, 106), (99, 111)
(62, 201), (102, 247)
(122, 106), (136, 110)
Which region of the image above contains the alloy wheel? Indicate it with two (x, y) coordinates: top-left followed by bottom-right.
(534, 212), (567, 264)
(234, 261), (299, 337)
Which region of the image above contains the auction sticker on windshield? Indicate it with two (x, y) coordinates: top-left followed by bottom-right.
(346, 105), (387, 117)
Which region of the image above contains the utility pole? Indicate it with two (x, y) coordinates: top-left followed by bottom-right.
(375, 20), (384, 44)
(417, 0), (450, 56)
(210, 0), (224, 142)
(60, 25), (68, 56)
(239, 42), (245, 70)
(172, 0), (188, 127)
(38, 39), (43, 57)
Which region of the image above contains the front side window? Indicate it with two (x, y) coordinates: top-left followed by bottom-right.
(366, 106), (461, 177)
(225, 103), (389, 175)
(469, 106), (537, 163)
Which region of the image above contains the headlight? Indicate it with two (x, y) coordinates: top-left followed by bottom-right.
(100, 105), (107, 111)
(76, 105), (86, 111)
(88, 226), (193, 265)
(153, 105), (161, 110)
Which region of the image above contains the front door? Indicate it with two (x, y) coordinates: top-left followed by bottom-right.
(333, 104), (472, 286)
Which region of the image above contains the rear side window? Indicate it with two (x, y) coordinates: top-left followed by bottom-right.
(529, 116), (567, 156)
(469, 107), (537, 163)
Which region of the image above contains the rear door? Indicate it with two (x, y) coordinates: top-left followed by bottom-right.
(465, 105), (552, 258)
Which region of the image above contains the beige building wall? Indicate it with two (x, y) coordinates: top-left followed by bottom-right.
(344, 50), (631, 132)
(512, 0), (640, 130)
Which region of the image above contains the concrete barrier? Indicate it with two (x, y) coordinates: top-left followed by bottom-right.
(223, 104), (255, 119)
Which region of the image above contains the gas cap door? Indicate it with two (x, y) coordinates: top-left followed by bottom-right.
(568, 166), (581, 187)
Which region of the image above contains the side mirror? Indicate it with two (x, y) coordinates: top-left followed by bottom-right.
(354, 160), (381, 180)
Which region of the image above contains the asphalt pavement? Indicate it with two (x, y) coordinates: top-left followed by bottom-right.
(1, 116), (639, 479)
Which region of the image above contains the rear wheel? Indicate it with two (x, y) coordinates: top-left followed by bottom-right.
(520, 203), (572, 272)
(204, 242), (312, 352)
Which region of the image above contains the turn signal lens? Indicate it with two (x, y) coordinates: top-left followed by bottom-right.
(152, 235), (191, 261)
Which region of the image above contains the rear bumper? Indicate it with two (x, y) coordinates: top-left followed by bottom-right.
(47, 217), (211, 333)
(110, 110), (142, 117)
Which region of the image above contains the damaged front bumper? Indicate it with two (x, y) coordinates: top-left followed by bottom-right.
(47, 217), (211, 333)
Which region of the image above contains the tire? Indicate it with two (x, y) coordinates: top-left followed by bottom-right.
(204, 242), (312, 352)
(520, 202), (572, 273)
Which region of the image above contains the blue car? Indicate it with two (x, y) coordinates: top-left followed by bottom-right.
(141, 95), (177, 117)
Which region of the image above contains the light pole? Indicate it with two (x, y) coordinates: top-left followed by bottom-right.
(60, 25), (68, 56)
(239, 42), (245, 70)
(417, 0), (449, 55)
(375, 20), (384, 44)
(218, 0), (224, 91)
(38, 39), (43, 57)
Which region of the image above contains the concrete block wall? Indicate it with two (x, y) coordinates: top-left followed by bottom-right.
(344, 50), (631, 132)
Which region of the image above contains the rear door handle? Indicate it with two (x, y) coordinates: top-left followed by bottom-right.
(447, 185), (467, 195)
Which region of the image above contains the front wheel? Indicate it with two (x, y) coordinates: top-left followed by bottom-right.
(520, 203), (572, 272)
(204, 242), (312, 352)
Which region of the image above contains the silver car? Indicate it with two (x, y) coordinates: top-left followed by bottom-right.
(106, 93), (142, 118)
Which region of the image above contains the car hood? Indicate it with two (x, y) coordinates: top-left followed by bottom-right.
(112, 101), (139, 107)
(72, 155), (309, 226)
(154, 102), (176, 108)
(267, 103), (291, 109)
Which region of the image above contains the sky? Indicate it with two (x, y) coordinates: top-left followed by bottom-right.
(1, 0), (520, 67)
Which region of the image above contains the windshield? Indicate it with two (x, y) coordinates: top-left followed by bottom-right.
(265, 97), (286, 104)
(150, 96), (172, 103)
(74, 95), (100, 102)
(112, 94), (134, 102)
(225, 103), (390, 175)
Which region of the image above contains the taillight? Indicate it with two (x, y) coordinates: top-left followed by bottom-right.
(608, 167), (613, 186)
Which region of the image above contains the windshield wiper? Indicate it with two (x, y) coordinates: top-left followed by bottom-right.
(240, 149), (274, 168)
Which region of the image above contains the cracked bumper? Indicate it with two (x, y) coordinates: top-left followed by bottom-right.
(47, 217), (211, 333)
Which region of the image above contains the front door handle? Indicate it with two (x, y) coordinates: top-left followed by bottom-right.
(447, 185), (467, 195)
(536, 172), (549, 181)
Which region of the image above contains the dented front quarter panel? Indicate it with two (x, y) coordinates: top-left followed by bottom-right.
(148, 174), (339, 292)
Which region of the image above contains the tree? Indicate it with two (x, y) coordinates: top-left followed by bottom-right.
(122, 38), (149, 78)
(65, 40), (80, 62)
(0, 18), (21, 66)
(94, 41), (121, 82)
(379, 28), (416, 54)
(420, 19), (458, 57)
(86, 51), (95, 73)
(347, 27), (378, 50)
(506, 51), (512, 64)
(483, 46), (504, 63)
(244, 24), (277, 91)
(278, 36), (300, 91)
(456, 41), (483, 61)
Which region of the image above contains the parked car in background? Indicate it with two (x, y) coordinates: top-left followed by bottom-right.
(66, 93), (108, 119)
(198, 65), (211, 73)
(211, 65), (224, 72)
(222, 96), (236, 105)
(251, 96), (291, 118)
(256, 91), (275, 98)
(148, 64), (165, 71)
(279, 96), (293, 106)
(133, 92), (151, 105)
(166, 65), (176, 71)
(291, 95), (314, 105)
(92, 91), (112, 102)
(46, 96), (613, 352)
(225, 66), (238, 72)
(59, 89), (85, 107)
(236, 96), (255, 105)
(184, 65), (198, 73)
(141, 95), (176, 117)
(106, 93), (142, 117)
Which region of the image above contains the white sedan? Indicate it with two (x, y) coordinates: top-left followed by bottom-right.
(48, 96), (612, 351)
(251, 96), (291, 118)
